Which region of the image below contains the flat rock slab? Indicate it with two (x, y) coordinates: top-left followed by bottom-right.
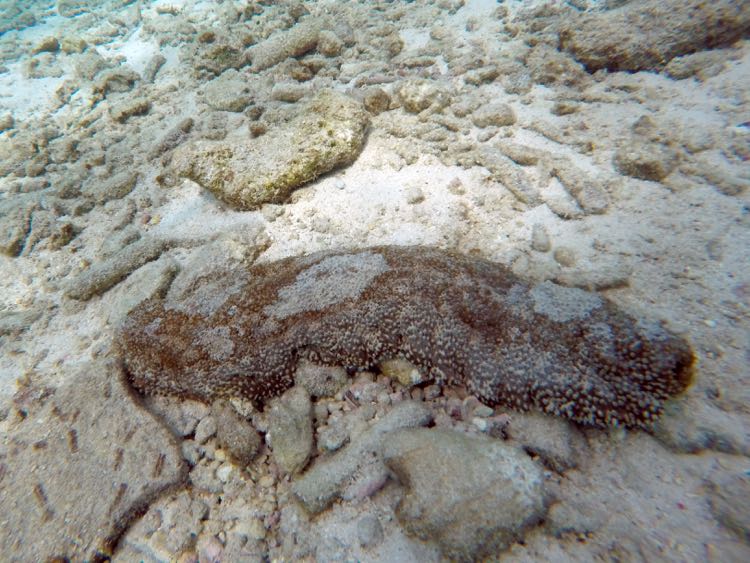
(0, 361), (184, 561)
(170, 90), (369, 210)
(559, 0), (750, 72)
(383, 427), (546, 561)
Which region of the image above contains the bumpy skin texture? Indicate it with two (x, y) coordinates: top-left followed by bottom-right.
(118, 246), (694, 429)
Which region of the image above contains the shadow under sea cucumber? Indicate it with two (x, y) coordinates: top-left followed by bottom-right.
(117, 246), (694, 429)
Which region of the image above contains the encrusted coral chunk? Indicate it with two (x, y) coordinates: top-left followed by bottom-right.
(118, 246), (694, 429)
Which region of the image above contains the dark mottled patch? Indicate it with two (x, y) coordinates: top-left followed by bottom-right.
(118, 246), (694, 429)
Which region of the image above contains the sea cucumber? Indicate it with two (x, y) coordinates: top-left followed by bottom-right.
(118, 246), (694, 429)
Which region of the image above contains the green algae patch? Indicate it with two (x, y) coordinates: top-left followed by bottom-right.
(170, 90), (369, 210)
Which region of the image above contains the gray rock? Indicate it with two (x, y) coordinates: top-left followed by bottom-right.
(58, 0), (96, 18)
(475, 146), (540, 204)
(531, 224), (551, 253)
(93, 68), (140, 99)
(495, 140), (547, 166)
(82, 170), (137, 204)
(117, 491), (209, 558)
(110, 97), (151, 123)
(292, 401), (433, 513)
(18, 207), (75, 255)
(382, 427), (546, 561)
(149, 117), (194, 159)
(357, 514), (384, 547)
(270, 82), (307, 103)
(194, 415), (217, 444)
(614, 138), (679, 182)
(203, 71), (252, 112)
(550, 159), (609, 214)
(267, 386), (313, 474)
(0, 194), (38, 256)
(73, 50), (108, 80)
(653, 398), (750, 457)
(553, 247), (576, 268)
(507, 412), (583, 472)
(194, 43), (248, 76)
(170, 90), (369, 210)
(294, 359), (348, 398)
(105, 258), (179, 324)
(526, 44), (589, 88)
(560, 0), (750, 72)
(0, 361), (185, 561)
(248, 18), (324, 72)
(142, 53), (166, 83)
(0, 307), (44, 336)
(0, 112), (14, 132)
(318, 29), (344, 57)
(546, 499), (606, 537)
(145, 397), (210, 438)
(66, 237), (184, 300)
(212, 399), (261, 467)
(471, 102), (516, 128)
(554, 260), (633, 291)
(708, 473), (750, 543)
(664, 49), (732, 81)
(318, 421), (350, 452)
(363, 88), (391, 115)
(396, 79), (450, 113)
(189, 461), (223, 493)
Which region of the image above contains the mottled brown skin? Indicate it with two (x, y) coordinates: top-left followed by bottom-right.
(118, 246), (694, 429)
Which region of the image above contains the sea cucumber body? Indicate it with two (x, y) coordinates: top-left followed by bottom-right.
(118, 246), (694, 428)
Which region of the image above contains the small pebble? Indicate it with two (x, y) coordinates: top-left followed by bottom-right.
(258, 475), (276, 488)
(553, 247), (576, 267)
(531, 224), (551, 252)
(473, 405), (494, 418)
(181, 440), (201, 466)
(357, 514), (384, 547)
(405, 186), (425, 204)
(472, 417), (489, 431)
(194, 416), (217, 444)
(447, 177), (465, 195)
(319, 424), (348, 451)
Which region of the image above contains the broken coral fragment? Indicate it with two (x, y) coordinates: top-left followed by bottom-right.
(168, 90), (369, 210)
(118, 246), (694, 429)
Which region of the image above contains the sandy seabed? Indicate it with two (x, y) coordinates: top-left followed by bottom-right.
(0, 0), (749, 561)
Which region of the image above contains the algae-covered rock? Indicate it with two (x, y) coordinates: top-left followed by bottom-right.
(382, 427), (546, 561)
(614, 139), (679, 182)
(0, 195), (38, 256)
(559, 0), (750, 72)
(247, 18), (323, 72)
(0, 361), (184, 561)
(169, 90), (369, 210)
(203, 70), (252, 112)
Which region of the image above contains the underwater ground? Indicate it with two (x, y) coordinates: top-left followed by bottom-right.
(0, 1), (749, 561)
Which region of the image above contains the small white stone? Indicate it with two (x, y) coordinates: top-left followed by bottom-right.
(472, 417), (488, 431)
(216, 463), (233, 482)
(404, 186), (425, 204)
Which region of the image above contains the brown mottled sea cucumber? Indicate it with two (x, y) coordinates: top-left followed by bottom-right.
(118, 246), (694, 429)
